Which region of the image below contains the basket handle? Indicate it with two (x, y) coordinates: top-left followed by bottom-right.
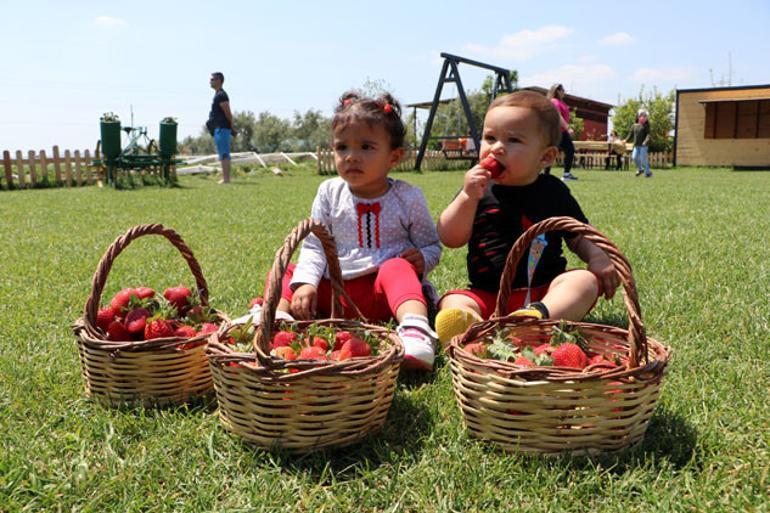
(83, 224), (209, 330)
(494, 216), (646, 368)
(254, 218), (362, 357)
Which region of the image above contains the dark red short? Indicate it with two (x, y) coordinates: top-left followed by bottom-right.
(441, 285), (549, 320)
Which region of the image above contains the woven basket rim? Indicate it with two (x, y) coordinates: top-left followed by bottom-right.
(208, 318), (404, 381)
(72, 223), (225, 352)
(449, 317), (670, 383)
(74, 310), (229, 352)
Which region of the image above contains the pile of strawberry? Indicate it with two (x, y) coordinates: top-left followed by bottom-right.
(225, 322), (378, 362)
(95, 286), (218, 343)
(268, 328), (378, 362)
(463, 322), (626, 371)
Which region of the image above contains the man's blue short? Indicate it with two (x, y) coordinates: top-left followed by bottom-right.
(213, 128), (231, 160)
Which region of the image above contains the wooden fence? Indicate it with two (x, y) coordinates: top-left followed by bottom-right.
(318, 146), (673, 175)
(1, 146), (100, 190)
(317, 148), (471, 175)
(559, 151), (673, 170)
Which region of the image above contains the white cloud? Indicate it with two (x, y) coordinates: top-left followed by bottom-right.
(463, 25), (573, 62)
(631, 66), (695, 82)
(94, 16), (127, 28)
(521, 63), (618, 94)
(600, 32), (634, 46)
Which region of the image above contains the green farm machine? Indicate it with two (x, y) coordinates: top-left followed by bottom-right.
(96, 113), (182, 186)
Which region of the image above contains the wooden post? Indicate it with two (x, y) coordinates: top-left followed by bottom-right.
(84, 149), (93, 184)
(27, 150), (38, 186)
(15, 151), (25, 188)
(64, 150), (73, 186)
(74, 150), (83, 185)
(3, 150), (12, 189)
(52, 146), (62, 184)
(40, 150), (49, 183)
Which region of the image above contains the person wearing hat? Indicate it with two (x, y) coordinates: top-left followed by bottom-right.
(626, 109), (652, 177)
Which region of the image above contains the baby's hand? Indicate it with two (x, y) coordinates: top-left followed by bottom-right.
(400, 247), (425, 276)
(462, 165), (490, 200)
(290, 284), (318, 320)
(587, 252), (619, 300)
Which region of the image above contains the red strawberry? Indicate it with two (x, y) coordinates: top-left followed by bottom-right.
(134, 287), (155, 300)
(174, 325), (198, 338)
(551, 343), (588, 368)
(272, 346), (297, 360)
(514, 355), (534, 367)
(110, 288), (137, 313)
(271, 331), (297, 348)
(479, 155), (505, 178)
(145, 318), (176, 340)
(534, 343), (554, 356)
(198, 322), (218, 335)
(334, 331), (353, 350)
(342, 337), (371, 357)
(330, 349), (352, 361)
(464, 342), (488, 358)
(163, 286), (192, 314)
(248, 296), (264, 309)
(311, 336), (329, 351)
(298, 346), (328, 361)
(125, 308), (150, 335)
(96, 306), (117, 331)
(107, 320), (132, 341)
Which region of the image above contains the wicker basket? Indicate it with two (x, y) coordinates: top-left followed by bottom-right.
(448, 216), (671, 454)
(207, 218), (404, 452)
(73, 224), (224, 407)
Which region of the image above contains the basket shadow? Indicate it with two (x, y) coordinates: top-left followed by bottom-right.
(540, 406), (699, 472)
(242, 392), (433, 482)
(611, 406), (701, 471)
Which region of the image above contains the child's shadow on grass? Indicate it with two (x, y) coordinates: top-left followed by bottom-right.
(239, 392), (434, 483)
(397, 354), (448, 389)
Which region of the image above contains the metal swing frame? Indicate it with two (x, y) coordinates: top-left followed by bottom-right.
(414, 53), (514, 171)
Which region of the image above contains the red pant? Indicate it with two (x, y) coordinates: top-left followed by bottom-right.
(274, 258), (426, 322)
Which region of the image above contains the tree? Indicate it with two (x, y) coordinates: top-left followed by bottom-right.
(251, 111), (292, 153)
(568, 109), (584, 140)
(613, 87), (674, 153)
(178, 127), (214, 155)
(292, 109), (331, 151)
(231, 111), (257, 152)
(425, 72), (518, 149)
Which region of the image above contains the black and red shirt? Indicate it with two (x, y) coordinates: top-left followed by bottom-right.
(467, 174), (588, 292)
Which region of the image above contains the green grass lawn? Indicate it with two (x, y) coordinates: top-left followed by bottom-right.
(1, 166), (768, 512)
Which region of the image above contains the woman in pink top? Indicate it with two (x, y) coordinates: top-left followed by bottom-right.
(544, 83), (577, 181)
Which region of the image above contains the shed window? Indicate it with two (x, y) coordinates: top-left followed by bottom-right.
(704, 99), (770, 139)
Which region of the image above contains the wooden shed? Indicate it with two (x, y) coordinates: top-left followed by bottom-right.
(674, 85), (770, 168)
(522, 86), (613, 141)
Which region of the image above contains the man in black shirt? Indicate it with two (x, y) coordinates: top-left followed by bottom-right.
(208, 72), (235, 184)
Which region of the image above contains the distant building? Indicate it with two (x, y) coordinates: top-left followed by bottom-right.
(521, 86), (613, 141)
(674, 85), (770, 168)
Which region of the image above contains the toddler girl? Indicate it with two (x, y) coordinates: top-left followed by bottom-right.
(276, 91), (441, 371)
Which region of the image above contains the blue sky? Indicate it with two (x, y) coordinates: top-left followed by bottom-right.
(2, 0), (769, 151)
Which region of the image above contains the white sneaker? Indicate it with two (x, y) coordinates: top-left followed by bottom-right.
(397, 314), (437, 371)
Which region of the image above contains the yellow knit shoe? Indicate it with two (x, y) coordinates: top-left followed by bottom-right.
(509, 305), (545, 320)
(435, 308), (479, 346)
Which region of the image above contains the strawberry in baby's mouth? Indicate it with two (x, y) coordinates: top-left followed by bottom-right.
(479, 156), (505, 178)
